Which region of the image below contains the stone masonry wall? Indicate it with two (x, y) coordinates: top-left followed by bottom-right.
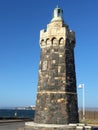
(34, 20), (79, 124)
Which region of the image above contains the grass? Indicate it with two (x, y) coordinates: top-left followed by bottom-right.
(80, 119), (98, 126)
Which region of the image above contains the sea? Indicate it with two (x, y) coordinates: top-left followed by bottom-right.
(0, 109), (35, 119)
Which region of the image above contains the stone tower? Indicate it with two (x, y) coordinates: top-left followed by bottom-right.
(34, 6), (79, 124)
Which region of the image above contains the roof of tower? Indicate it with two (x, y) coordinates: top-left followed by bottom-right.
(51, 6), (63, 22)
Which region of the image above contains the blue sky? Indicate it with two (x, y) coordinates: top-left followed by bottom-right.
(0, 0), (98, 108)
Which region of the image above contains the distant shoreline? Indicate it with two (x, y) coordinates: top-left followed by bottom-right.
(0, 106), (35, 110)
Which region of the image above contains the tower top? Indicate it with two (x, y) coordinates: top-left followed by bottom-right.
(51, 6), (63, 22)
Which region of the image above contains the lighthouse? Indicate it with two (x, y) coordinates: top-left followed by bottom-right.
(34, 6), (79, 124)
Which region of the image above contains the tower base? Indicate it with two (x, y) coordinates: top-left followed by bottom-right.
(25, 122), (92, 130)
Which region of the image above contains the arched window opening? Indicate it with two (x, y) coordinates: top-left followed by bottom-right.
(41, 39), (46, 46)
(52, 38), (58, 46)
(46, 38), (51, 46)
(59, 38), (64, 46)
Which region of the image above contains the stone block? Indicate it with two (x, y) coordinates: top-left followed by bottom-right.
(84, 126), (92, 130)
(25, 122), (77, 130)
(76, 126), (84, 130)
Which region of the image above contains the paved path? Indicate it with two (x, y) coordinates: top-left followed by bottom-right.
(0, 122), (26, 130)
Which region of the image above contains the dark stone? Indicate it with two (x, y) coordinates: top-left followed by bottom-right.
(34, 17), (79, 125)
